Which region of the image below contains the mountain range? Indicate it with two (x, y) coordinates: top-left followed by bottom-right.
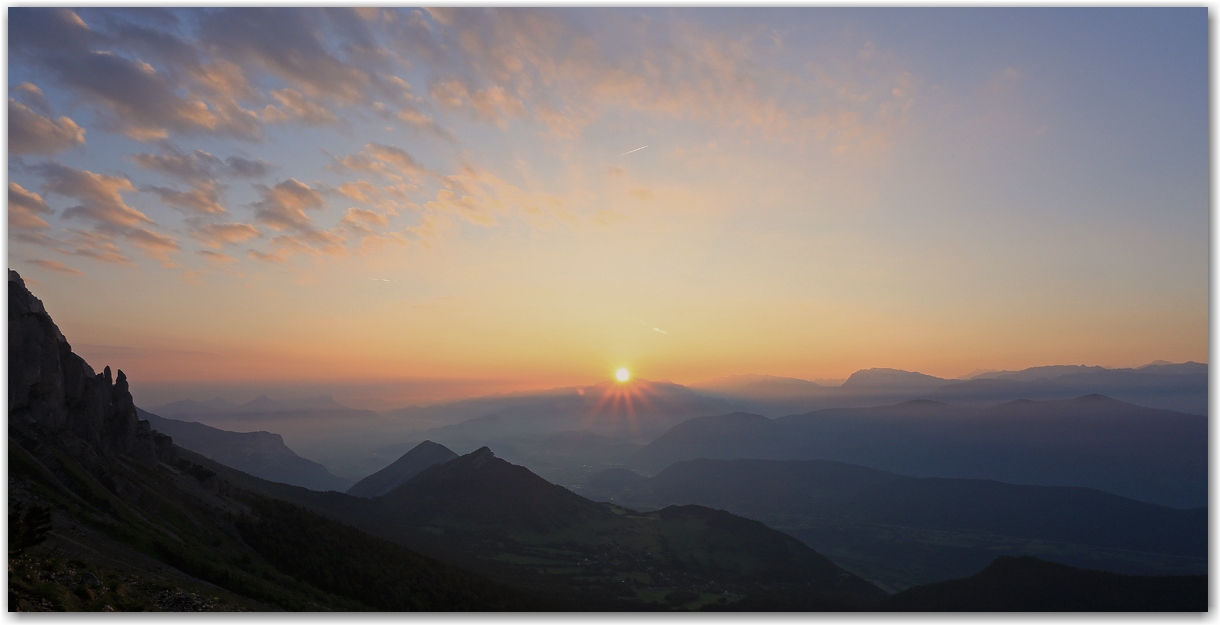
(691, 363), (1206, 417)
(8, 268), (1206, 611)
(581, 458), (1205, 591)
(628, 397), (1206, 508)
(136, 409), (352, 492)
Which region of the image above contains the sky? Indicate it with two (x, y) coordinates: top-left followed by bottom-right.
(7, 8), (1209, 407)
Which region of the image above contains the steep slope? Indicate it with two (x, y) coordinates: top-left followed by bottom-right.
(630, 397), (1206, 508)
(9, 271), (172, 469)
(346, 441), (458, 498)
(584, 458), (1205, 590)
(886, 556), (1205, 611)
(138, 409), (351, 492)
(7, 270), (541, 611)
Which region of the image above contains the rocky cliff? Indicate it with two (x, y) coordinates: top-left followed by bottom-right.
(8, 270), (172, 468)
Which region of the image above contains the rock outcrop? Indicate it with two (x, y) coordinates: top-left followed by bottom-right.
(8, 270), (172, 468)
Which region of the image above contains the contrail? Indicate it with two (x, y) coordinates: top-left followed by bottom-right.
(370, 278), (392, 282)
(619, 145), (648, 157)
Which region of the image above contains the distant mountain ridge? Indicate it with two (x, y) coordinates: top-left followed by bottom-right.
(347, 441), (458, 498)
(629, 396), (1206, 508)
(688, 362), (1207, 416)
(583, 457), (1205, 590)
(138, 409), (352, 492)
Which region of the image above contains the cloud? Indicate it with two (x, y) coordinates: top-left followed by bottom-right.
(125, 227), (181, 263)
(27, 259), (84, 275)
(200, 8), (377, 103)
(248, 249), (288, 264)
(9, 98), (86, 155)
(394, 8), (916, 151)
(10, 8), (260, 141)
(330, 143), (429, 182)
(429, 79), (526, 129)
(424, 164), (568, 227)
(252, 178), (327, 231)
(131, 147), (272, 181)
(197, 249), (237, 264)
(336, 180), (379, 203)
(12, 82), (50, 112)
(145, 180), (226, 215)
(9, 182), (54, 231)
(190, 222), (261, 248)
(36, 162), (153, 228)
(224, 156), (271, 178)
(339, 207), (390, 235)
(57, 229), (135, 265)
(130, 148), (224, 181)
(31, 162), (184, 265)
(264, 88), (339, 125)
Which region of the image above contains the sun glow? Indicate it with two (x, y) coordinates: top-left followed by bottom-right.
(615, 367), (630, 382)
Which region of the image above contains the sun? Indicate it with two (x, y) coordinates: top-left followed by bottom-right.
(615, 367), (630, 382)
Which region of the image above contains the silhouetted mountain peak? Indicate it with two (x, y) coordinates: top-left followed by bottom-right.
(467, 446), (495, 467)
(842, 368), (948, 390)
(382, 446), (614, 533)
(244, 394), (278, 410)
(347, 440), (458, 498)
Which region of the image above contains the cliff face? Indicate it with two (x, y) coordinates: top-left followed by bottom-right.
(8, 270), (171, 467)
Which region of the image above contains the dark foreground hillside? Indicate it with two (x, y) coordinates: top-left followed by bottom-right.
(8, 269), (540, 611)
(887, 556), (1206, 611)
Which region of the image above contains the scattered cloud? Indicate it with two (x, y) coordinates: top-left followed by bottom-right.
(57, 229), (136, 265)
(197, 249), (238, 264)
(9, 98), (86, 155)
(190, 222), (261, 248)
(264, 88), (339, 125)
(145, 180), (226, 215)
(131, 147), (273, 182)
(36, 162), (153, 229)
(125, 227), (181, 264)
(252, 178), (326, 231)
(425, 164), (569, 226)
(329, 143), (429, 182)
(9, 182), (54, 231)
(27, 258), (84, 275)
